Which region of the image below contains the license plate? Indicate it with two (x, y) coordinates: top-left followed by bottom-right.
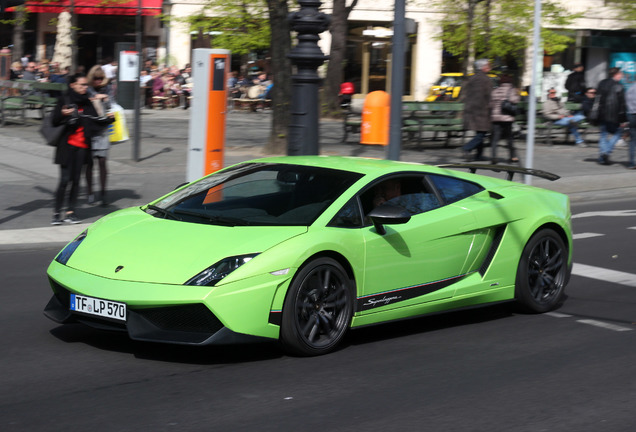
(70, 294), (127, 322)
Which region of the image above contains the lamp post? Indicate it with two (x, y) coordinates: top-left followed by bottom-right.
(287, 0), (330, 155)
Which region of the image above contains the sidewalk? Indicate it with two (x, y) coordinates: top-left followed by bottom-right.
(1, 107), (635, 246)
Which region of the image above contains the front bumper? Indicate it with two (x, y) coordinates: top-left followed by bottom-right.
(45, 260), (288, 345)
(44, 283), (268, 346)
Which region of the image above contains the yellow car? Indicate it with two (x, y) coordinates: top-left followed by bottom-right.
(426, 73), (527, 102)
(426, 73), (466, 102)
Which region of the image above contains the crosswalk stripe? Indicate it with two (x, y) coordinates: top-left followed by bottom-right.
(576, 319), (633, 332)
(572, 232), (603, 240)
(572, 263), (636, 288)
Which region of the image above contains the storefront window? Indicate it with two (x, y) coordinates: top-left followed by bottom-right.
(343, 22), (414, 96)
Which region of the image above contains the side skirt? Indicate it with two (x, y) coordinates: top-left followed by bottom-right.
(351, 286), (514, 328)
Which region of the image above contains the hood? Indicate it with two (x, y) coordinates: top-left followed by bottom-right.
(65, 208), (307, 284)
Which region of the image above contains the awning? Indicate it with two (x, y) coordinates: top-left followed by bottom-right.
(19, 0), (162, 16)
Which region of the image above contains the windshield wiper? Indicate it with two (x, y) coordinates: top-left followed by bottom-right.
(146, 205), (182, 221)
(173, 208), (251, 226)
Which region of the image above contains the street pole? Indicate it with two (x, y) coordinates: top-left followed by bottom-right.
(524, 0), (542, 185)
(133, 0), (142, 162)
(287, 0), (330, 155)
(387, 0), (406, 161)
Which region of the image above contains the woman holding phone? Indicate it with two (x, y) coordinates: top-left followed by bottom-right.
(51, 73), (114, 225)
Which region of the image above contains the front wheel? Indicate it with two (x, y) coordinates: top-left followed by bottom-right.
(515, 228), (568, 313)
(280, 258), (354, 356)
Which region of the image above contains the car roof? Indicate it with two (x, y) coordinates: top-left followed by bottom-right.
(240, 156), (512, 188)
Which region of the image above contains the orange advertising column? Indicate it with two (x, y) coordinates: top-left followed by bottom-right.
(360, 90), (390, 146)
(186, 49), (230, 182)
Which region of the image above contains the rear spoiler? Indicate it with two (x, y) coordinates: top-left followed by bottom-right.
(436, 163), (560, 182)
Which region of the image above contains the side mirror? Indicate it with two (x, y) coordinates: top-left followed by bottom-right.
(368, 203), (411, 235)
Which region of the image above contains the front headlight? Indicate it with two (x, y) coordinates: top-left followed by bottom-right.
(55, 230), (88, 265)
(185, 254), (259, 286)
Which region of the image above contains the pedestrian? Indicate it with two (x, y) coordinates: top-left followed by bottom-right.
(581, 87), (597, 120)
(461, 59), (493, 161)
(22, 61), (38, 80)
(541, 88), (587, 147)
(10, 61), (23, 80)
(51, 73), (114, 225)
(597, 68), (627, 165)
(85, 65), (115, 206)
(625, 84), (636, 169)
(101, 57), (118, 80)
(565, 63), (586, 102)
(489, 74), (520, 163)
(175, 64), (192, 109)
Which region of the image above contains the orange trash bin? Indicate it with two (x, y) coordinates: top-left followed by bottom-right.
(360, 90), (390, 146)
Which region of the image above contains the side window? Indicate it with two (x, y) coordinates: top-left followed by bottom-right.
(360, 176), (441, 217)
(429, 174), (484, 204)
(328, 197), (363, 228)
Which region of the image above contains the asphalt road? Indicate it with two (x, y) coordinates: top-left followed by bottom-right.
(1, 199), (636, 431)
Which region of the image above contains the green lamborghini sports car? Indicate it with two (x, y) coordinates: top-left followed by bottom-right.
(45, 156), (572, 356)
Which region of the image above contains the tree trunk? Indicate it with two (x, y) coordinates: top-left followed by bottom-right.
(264, 0), (292, 155)
(323, 0), (358, 117)
(461, 0), (476, 75)
(12, 7), (25, 63)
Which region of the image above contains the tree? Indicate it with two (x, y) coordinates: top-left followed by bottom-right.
(322, 0), (359, 117)
(51, 11), (72, 70)
(432, 0), (579, 74)
(171, 0), (270, 75)
(171, 0), (291, 154)
(606, 0), (636, 27)
(263, 0), (291, 154)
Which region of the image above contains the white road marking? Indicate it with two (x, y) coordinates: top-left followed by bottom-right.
(546, 312), (572, 318)
(576, 319), (633, 332)
(0, 225), (86, 245)
(572, 210), (636, 219)
(572, 263), (636, 288)
(572, 232), (604, 240)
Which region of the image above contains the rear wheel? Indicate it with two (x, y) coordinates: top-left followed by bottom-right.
(515, 229), (568, 313)
(280, 258), (353, 356)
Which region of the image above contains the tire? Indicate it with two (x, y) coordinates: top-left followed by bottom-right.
(280, 257), (354, 356)
(515, 228), (568, 313)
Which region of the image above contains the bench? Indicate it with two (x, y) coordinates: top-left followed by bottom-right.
(14, 79), (66, 118)
(516, 101), (594, 145)
(231, 98), (271, 111)
(342, 107), (362, 142)
(0, 80), (32, 127)
(28, 81), (66, 116)
(401, 101), (465, 147)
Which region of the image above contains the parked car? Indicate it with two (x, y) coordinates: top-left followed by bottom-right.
(426, 73), (527, 102)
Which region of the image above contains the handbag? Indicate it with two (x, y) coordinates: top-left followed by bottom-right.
(39, 112), (66, 147)
(500, 88), (519, 116)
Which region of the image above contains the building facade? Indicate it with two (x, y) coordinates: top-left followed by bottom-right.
(2, 0), (634, 98)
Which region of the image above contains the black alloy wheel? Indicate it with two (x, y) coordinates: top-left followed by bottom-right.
(281, 257), (353, 356)
(515, 228), (568, 313)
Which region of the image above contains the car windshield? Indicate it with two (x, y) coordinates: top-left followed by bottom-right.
(147, 163), (364, 226)
(436, 76), (462, 87)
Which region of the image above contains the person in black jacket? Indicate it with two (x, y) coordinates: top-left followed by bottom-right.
(51, 73), (114, 225)
(580, 87), (596, 119)
(596, 68), (627, 165)
(565, 64), (586, 102)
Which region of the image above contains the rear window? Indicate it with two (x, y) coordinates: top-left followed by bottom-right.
(429, 174), (484, 204)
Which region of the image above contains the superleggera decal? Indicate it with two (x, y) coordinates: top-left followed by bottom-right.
(356, 274), (468, 311)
